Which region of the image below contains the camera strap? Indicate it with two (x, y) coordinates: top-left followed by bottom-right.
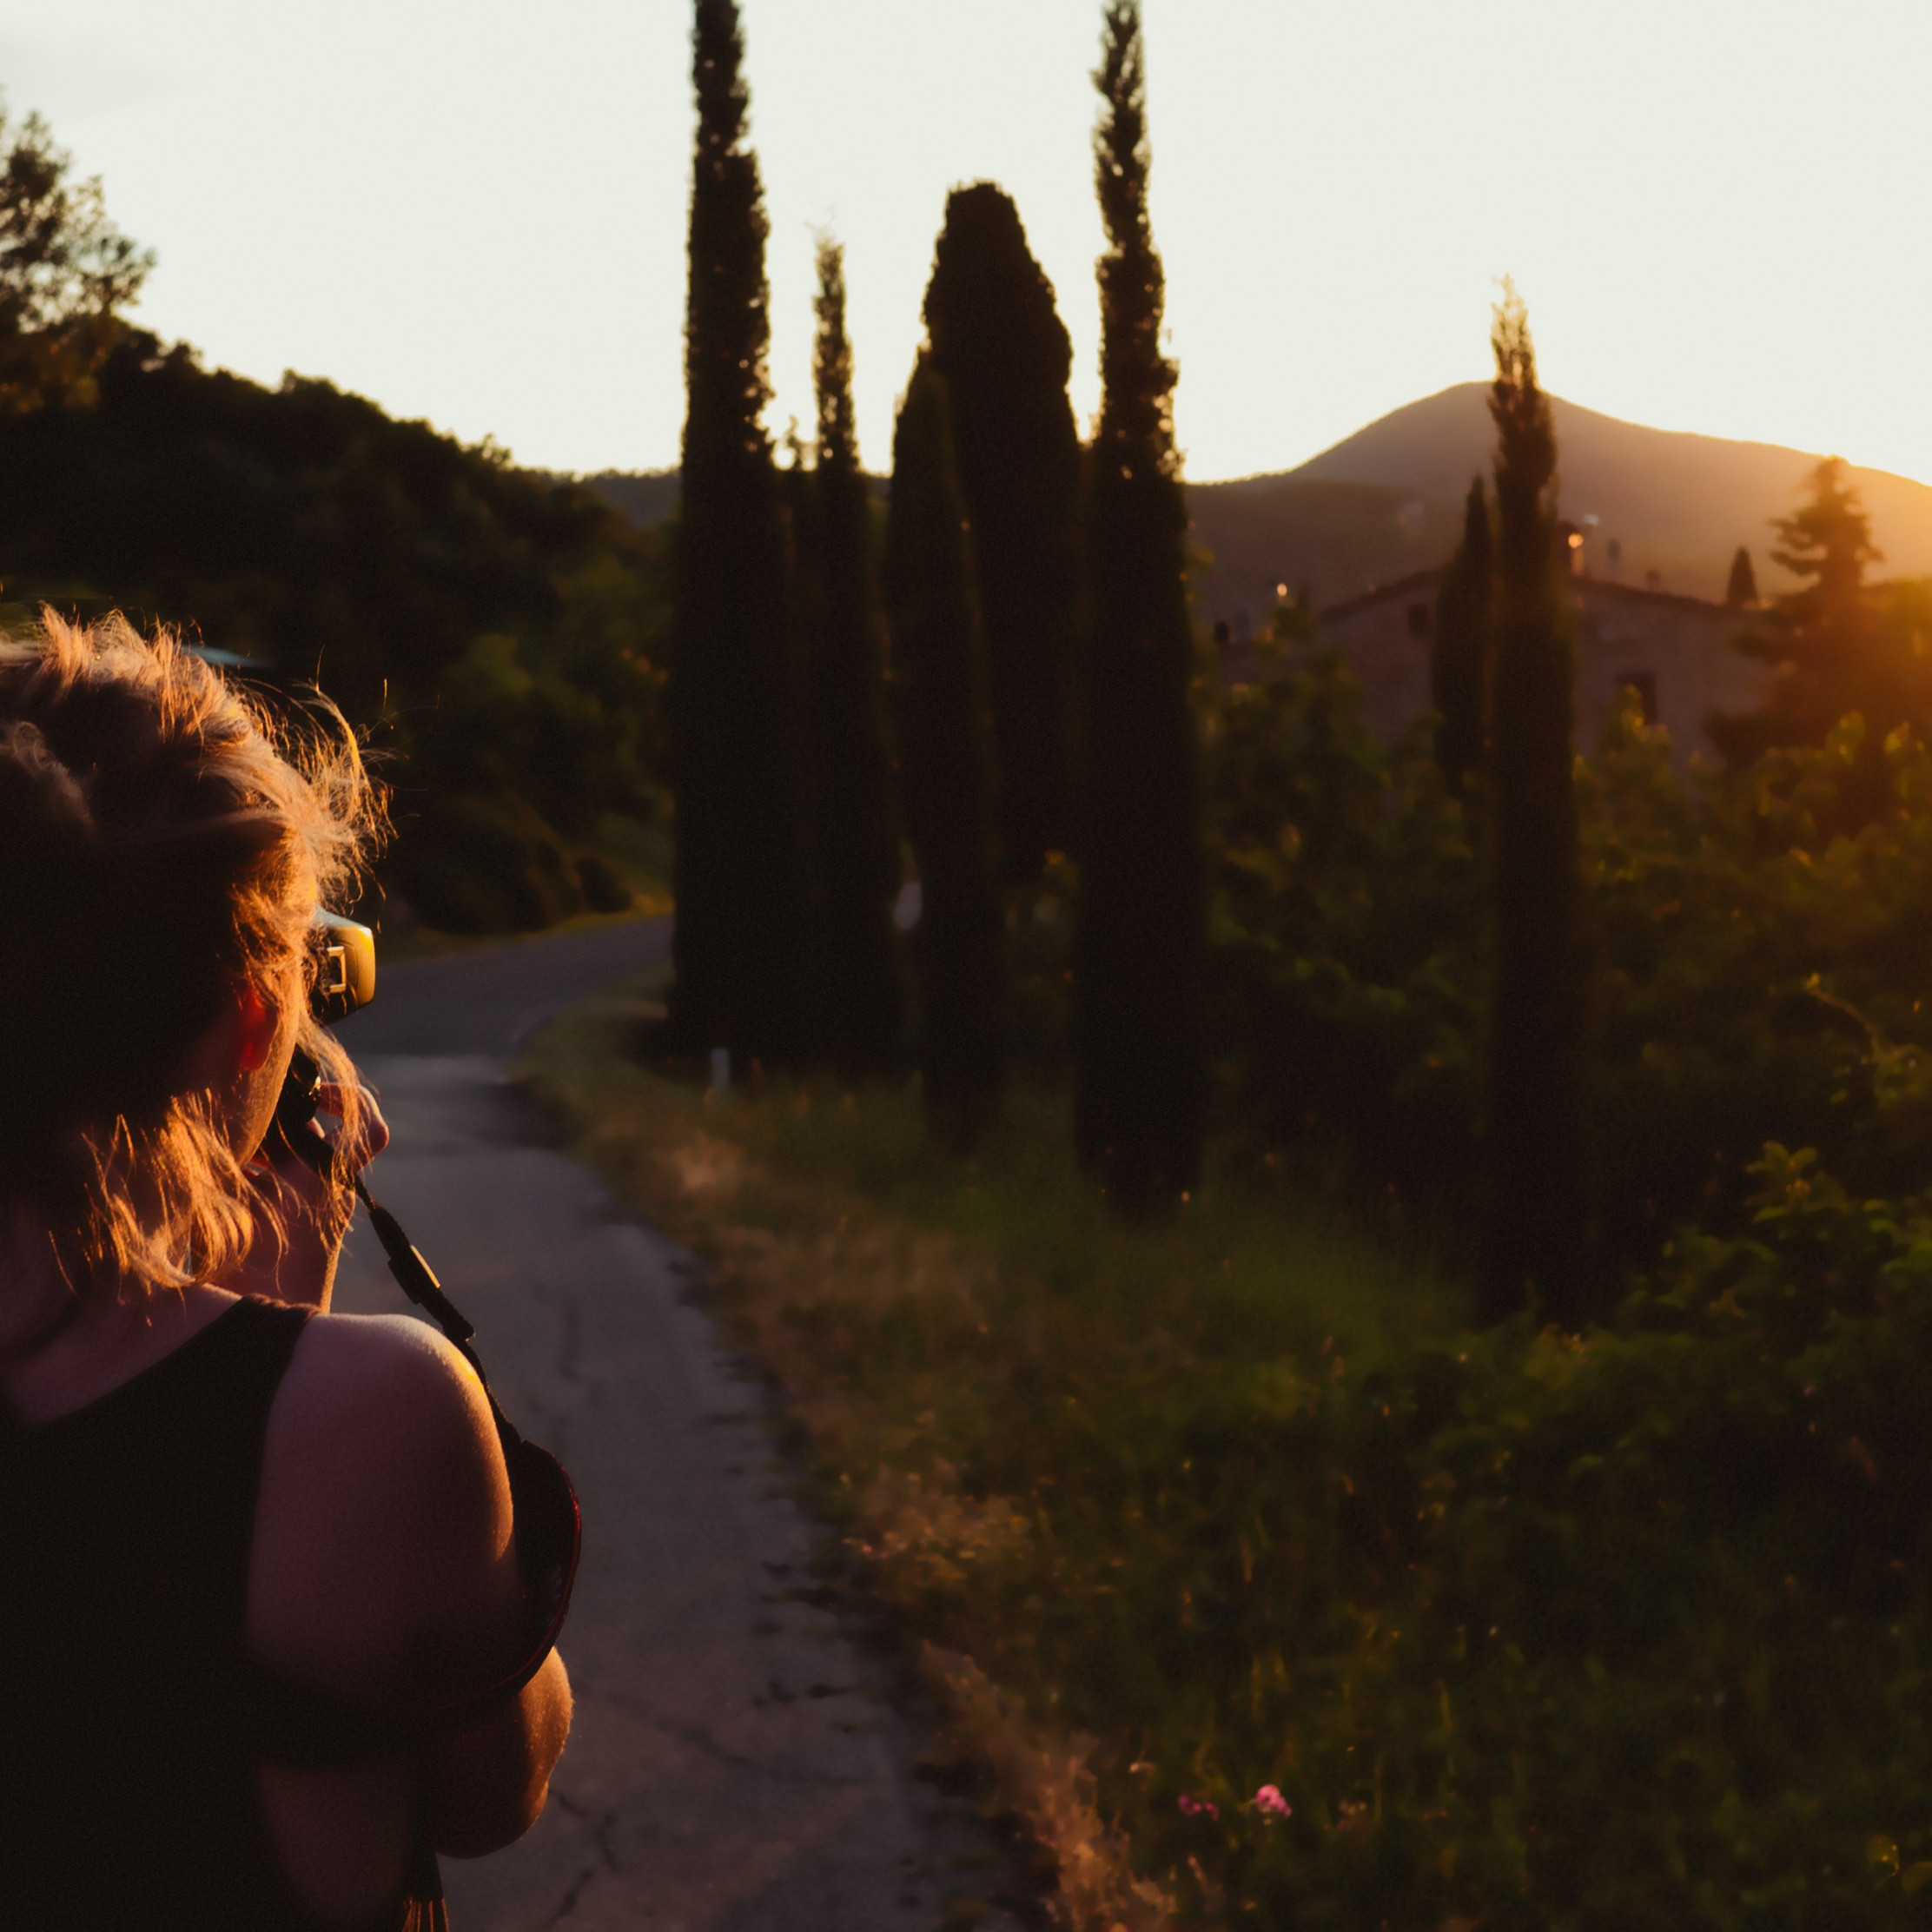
(348, 1167), (582, 1722)
(264, 1054), (582, 1743)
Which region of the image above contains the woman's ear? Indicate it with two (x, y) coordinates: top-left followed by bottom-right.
(235, 982), (279, 1075)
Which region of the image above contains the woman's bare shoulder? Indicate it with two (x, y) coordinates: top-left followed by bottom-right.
(250, 1311), (517, 1706)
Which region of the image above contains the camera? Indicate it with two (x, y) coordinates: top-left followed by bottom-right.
(309, 909), (375, 1026)
(262, 909), (376, 1170)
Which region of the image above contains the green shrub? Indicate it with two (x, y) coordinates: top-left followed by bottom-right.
(574, 851), (634, 914)
(1206, 645), (1932, 1276)
(392, 791), (585, 934)
(1204, 634), (1484, 1212)
(1095, 1134), (1932, 1929)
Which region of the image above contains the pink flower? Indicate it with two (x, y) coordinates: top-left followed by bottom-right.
(1177, 1794), (1220, 1819)
(1253, 1783), (1293, 1818)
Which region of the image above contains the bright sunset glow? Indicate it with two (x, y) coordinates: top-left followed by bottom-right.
(8, 0), (1930, 482)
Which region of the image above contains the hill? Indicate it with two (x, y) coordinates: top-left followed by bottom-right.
(582, 467), (681, 530)
(1188, 385), (1932, 632)
(585, 387), (1932, 645)
(1186, 475), (1462, 635)
(0, 332), (668, 933)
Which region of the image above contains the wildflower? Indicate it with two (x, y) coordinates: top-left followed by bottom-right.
(1253, 1783), (1292, 1818)
(1178, 1794), (1220, 1819)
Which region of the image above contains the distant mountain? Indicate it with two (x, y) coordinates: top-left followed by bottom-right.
(586, 388), (1932, 642)
(1189, 384), (1932, 632)
(1187, 476), (1461, 635)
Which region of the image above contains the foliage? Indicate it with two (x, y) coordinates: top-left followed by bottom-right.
(885, 359), (1002, 1148)
(804, 236), (903, 1074)
(923, 181), (1082, 886)
(1712, 460), (1932, 779)
(0, 104), (150, 414)
(1430, 473), (1492, 786)
(1484, 286), (1591, 1323)
(0, 331), (665, 930)
(669, 0), (812, 1062)
(1206, 619), (1485, 1217)
(1077, 0), (1208, 1213)
(1204, 632), (1932, 1274)
(1109, 1129), (1932, 1931)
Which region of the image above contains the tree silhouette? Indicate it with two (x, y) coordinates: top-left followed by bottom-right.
(668, 0), (812, 1065)
(884, 360), (1002, 1148)
(1483, 286), (1591, 1326)
(1075, 0), (1207, 1212)
(806, 237), (902, 1075)
(1710, 460), (1907, 766)
(923, 182), (1081, 885)
(1431, 473), (1492, 786)
(0, 107), (149, 414)
(1724, 544), (1757, 608)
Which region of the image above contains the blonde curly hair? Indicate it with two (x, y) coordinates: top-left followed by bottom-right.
(0, 612), (384, 1300)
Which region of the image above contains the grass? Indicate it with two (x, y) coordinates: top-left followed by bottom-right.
(519, 976), (1466, 1929)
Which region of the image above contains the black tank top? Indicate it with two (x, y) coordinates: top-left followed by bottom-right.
(0, 1296), (447, 1930)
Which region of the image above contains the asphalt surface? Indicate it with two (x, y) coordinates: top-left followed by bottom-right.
(329, 921), (1024, 1931)
(334, 919), (677, 1060)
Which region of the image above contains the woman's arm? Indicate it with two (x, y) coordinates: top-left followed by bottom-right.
(249, 1313), (574, 1876)
(426, 1646), (574, 1857)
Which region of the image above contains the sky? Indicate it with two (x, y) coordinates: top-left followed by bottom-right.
(5, 0), (1931, 485)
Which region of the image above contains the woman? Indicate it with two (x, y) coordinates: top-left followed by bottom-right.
(0, 614), (571, 1929)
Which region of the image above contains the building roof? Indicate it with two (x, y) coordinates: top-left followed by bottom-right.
(1318, 568), (1441, 625)
(1580, 576), (1733, 619)
(1318, 566), (1737, 626)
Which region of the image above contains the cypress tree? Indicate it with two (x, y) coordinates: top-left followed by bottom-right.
(1724, 543), (1758, 608)
(1431, 473), (1492, 785)
(923, 182), (1082, 885)
(1482, 286), (1591, 1326)
(1075, 1), (1207, 1212)
(808, 236), (902, 1075)
(884, 360), (1002, 1148)
(668, 0), (811, 1067)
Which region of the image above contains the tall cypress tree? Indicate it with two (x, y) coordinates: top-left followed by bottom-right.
(1075, 1), (1206, 1212)
(885, 360), (1002, 1148)
(808, 236), (902, 1075)
(1724, 544), (1758, 608)
(1483, 286), (1591, 1326)
(923, 182), (1082, 885)
(1431, 473), (1492, 786)
(668, 0), (811, 1066)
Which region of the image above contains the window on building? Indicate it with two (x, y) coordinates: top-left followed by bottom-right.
(1618, 670), (1658, 723)
(1406, 601), (1430, 638)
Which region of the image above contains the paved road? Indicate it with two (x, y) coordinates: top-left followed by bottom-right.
(331, 923), (1023, 1930)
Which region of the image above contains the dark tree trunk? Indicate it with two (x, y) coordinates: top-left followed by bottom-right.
(1075, 1), (1207, 1214)
(1482, 287), (1591, 1326)
(668, 0), (813, 1068)
(884, 361), (1002, 1148)
(1432, 473), (1492, 788)
(807, 238), (902, 1075)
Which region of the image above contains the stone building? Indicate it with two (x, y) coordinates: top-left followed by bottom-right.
(1304, 566), (1775, 763)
